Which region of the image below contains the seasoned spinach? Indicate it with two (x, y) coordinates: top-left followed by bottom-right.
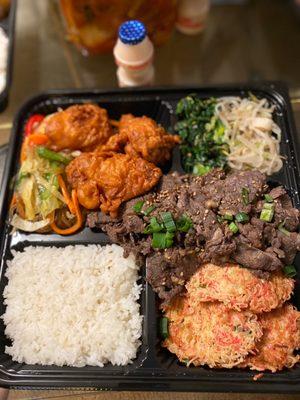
(175, 94), (228, 175)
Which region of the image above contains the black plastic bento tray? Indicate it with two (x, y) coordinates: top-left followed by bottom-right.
(0, 82), (300, 392)
(0, 0), (16, 112)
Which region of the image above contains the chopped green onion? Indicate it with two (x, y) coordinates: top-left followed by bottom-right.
(217, 215), (224, 224)
(132, 200), (144, 213)
(235, 212), (249, 224)
(143, 217), (164, 234)
(229, 222), (239, 234)
(176, 214), (193, 232)
(283, 265), (297, 278)
(143, 204), (156, 216)
(260, 208), (274, 222)
(223, 213), (233, 221)
(193, 163), (211, 176)
(182, 358), (190, 365)
(264, 194), (273, 203)
(278, 221), (290, 236)
(263, 202), (274, 210)
(241, 187), (249, 205)
(160, 317), (169, 339)
(152, 232), (174, 249)
(37, 146), (70, 164)
(161, 212), (177, 232)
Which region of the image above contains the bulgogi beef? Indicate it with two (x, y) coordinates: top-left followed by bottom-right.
(87, 170), (300, 305)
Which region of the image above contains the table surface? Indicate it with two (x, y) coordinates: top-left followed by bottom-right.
(1, 0), (300, 398)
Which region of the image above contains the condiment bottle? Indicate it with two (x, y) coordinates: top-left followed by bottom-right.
(176, 0), (211, 35)
(113, 20), (154, 87)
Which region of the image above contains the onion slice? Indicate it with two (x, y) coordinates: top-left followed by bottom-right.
(10, 214), (50, 232)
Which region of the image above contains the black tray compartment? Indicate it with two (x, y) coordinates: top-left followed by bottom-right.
(0, 82), (299, 392)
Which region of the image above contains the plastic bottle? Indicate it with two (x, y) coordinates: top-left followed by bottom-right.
(113, 20), (154, 87)
(176, 0), (211, 35)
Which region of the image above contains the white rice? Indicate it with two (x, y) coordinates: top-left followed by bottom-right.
(2, 244), (142, 367)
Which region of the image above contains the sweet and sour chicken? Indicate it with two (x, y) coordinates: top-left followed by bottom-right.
(66, 152), (162, 217)
(35, 104), (112, 152)
(98, 114), (180, 165)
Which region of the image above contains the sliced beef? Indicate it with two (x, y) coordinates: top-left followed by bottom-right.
(232, 243), (283, 272)
(88, 169), (300, 304)
(146, 249), (200, 305)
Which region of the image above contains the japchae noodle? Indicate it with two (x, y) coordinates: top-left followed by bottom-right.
(215, 96), (282, 175)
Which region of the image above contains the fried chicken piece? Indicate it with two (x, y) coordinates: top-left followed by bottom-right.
(240, 304), (300, 372)
(36, 104), (112, 152)
(187, 263), (294, 314)
(163, 296), (262, 369)
(98, 114), (180, 165)
(66, 152), (162, 217)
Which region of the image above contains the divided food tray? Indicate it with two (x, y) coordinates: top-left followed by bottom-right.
(0, 0), (16, 112)
(0, 82), (300, 392)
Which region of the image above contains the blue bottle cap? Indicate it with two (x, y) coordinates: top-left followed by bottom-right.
(118, 20), (146, 45)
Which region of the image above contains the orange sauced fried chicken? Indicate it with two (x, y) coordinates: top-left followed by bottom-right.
(98, 114), (180, 165)
(163, 296), (262, 368)
(187, 263), (294, 314)
(35, 104), (112, 152)
(66, 152), (162, 217)
(241, 304), (300, 372)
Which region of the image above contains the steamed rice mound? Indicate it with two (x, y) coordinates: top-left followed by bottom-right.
(163, 297), (262, 368)
(187, 263), (294, 314)
(2, 244), (142, 367)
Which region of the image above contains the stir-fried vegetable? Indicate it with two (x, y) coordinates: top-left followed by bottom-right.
(175, 95), (227, 175)
(15, 146), (65, 221)
(37, 146), (71, 165)
(25, 114), (45, 136)
(50, 189), (83, 235)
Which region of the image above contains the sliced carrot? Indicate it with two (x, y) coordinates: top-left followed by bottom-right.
(9, 193), (16, 210)
(57, 174), (76, 214)
(50, 190), (83, 235)
(20, 136), (29, 163)
(28, 133), (49, 146)
(109, 119), (120, 128)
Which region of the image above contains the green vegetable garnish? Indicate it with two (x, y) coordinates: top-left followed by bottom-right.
(176, 214), (193, 232)
(175, 95), (228, 174)
(223, 213), (233, 221)
(193, 163), (211, 176)
(143, 204), (156, 216)
(260, 208), (274, 222)
(263, 202), (274, 210)
(152, 232), (174, 249)
(37, 146), (71, 165)
(132, 200), (144, 213)
(235, 212), (249, 223)
(278, 221), (290, 236)
(161, 212), (176, 232)
(241, 187), (249, 205)
(229, 222), (239, 234)
(143, 217), (164, 234)
(159, 317), (169, 339)
(264, 194), (273, 203)
(283, 265), (297, 278)
(260, 202), (275, 222)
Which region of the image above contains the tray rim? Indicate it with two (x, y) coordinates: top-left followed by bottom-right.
(1, 81), (300, 392)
